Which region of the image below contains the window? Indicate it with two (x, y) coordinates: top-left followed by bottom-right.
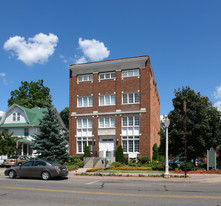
(23, 161), (34, 167)
(77, 96), (93, 107)
(99, 117), (115, 128)
(99, 94), (116, 106)
(121, 116), (140, 153)
(77, 74), (93, 82)
(34, 161), (46, 166)
(122, 92), (140, 104)
(99, 72), (116, 80)
(24, 128), (29, 136)
(76, 118), (93, 153)
(13, 113), (16, 121)
(77, 118), (93, 137)
(13, 112), (21, 121)
(122, 136), (140, 153)
(122, 69), (139, 78)
(77, 137), (92, 153)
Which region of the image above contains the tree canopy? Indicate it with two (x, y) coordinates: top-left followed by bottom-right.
(168, 86), (221, 161)
(60, 107), (69, 129)
(32, 103), (68, 162)
(0, 131), (19, 156)
(8, 79), (51, 108)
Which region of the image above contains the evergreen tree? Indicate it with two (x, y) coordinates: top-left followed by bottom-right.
(83, 142), (91, 157)
(32, 103), (68, 162)
(152, 143), (159, 161)
(116, 145), (124, 163)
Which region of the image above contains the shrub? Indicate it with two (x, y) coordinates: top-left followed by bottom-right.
(110, 162), (122, 169)
(137, 156), (151, 164)
(180, 162), (196, 171)
(116, 145), (124, 163)
(124, 156), (128, 165)
(158, 155), (165, 162)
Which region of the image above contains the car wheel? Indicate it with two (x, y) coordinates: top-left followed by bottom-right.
(41, 171), (50, 180)
(9, 170), (16, 179)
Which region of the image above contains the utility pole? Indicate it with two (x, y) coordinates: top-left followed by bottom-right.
(183, 100), (187, 178)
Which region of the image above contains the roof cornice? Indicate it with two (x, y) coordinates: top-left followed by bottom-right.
(69, 56), (149, 76)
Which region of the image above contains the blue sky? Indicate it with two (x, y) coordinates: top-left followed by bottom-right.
(0, 0), (221, 117)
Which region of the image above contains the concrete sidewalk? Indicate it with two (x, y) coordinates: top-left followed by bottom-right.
(1, 167), (221, 183)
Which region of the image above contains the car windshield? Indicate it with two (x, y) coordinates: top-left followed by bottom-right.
(173, 157), (179, 162)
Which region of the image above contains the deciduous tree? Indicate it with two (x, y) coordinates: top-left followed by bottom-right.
(8, 79), (51, 108)
(168, 86), (221, 163)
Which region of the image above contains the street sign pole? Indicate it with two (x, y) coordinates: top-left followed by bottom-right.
(183, 100), (187, 178)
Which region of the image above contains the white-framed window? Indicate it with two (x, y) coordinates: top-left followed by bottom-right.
(13, 113), (16, 121)
(122, 116), (140, 136)
(99, 94), (116, 106)
(99, 72), (116, 80)
(122, 136), (140, 153)
(77, 74), (93, 82)
(122, 92), (140, 104)
(24, 128), (29, 136)
(77, 118), (93, 137)
(122, 69), (139, 78)
(99, 117), (115, 128)
(13, 112), (20, 121)
(77, 137), (92, 153)
(77, 96), (93, 107)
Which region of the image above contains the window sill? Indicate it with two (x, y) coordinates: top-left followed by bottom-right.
(98, 105), (116, 107)
(121, 103), (140, 105)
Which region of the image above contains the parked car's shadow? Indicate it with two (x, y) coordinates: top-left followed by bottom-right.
(9, 176), (69, 181)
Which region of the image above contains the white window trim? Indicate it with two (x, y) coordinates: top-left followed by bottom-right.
(99, 72), (116, 81)
(13, 112), (20, 122)
(122, 69), (140, 78)
(99, 94), (116, 106)
(77, 96), (93, 107)
(122, 92), (140, 105)
(76, 118), (93, 138)
(99, 117), (115, 128)
(77, 74), (93, 83)
(122, 136), (140, 154)
(76, 137), (93, 154)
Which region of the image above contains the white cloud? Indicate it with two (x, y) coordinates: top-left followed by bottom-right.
(0, 73), (6, 77)
(0, 111), (4, 117)
(213, 85), (221, 99)
(75, 38), (110, 63)
(4, 33), (58, 66)
(75, 56), (87, 64)
(0, 73), (7, 85)
(214, 101), (221, 111)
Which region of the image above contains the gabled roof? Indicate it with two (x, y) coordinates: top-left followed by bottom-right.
(0, 104), (47, 127)
(18, 105), (47, 125)
(0, 104), (66, 130)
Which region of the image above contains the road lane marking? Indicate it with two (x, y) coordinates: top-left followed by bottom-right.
(0, 186), (221, 199)
(86, 180), (100, 185)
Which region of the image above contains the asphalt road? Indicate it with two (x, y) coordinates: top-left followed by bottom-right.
(0, 176), (221, 206)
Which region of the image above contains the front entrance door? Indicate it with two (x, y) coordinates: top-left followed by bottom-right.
(99, 138), (115, 158)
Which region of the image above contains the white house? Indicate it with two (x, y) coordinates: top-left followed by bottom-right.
(0, 104), (66, 157)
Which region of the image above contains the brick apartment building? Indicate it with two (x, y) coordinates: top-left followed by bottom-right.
(68, 56), (160, 159)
